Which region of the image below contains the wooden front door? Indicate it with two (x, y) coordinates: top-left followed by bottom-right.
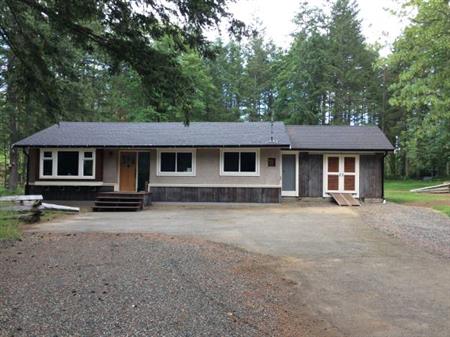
(120, 152), (137, 192)
(324, 155), (359, 196)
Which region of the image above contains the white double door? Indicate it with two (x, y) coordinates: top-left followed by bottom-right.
(323, 154), (359, 197)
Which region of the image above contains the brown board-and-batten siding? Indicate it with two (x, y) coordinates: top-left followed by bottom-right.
(298, 153), (323, 197)
(297, 153), (384, 199)
(26, 148), (114, 200)
(359, 154), (383, 199)
(28, 148), (104, 182)
(151, 187), (281, 203)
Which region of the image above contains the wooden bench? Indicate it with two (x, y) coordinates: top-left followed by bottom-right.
(0, 195), (79, 223)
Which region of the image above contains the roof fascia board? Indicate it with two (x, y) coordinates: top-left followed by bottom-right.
(14, 144), (291, 149)
(295, 148), (394, 152)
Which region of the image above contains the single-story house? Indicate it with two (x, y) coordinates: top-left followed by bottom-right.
(14, 122), (394, 203)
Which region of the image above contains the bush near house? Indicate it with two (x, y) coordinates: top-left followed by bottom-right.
(385, 180), (450, 217)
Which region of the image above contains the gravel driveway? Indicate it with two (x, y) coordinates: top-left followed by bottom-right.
(359, 203), (450, 258)
(0, 233), (335, 337)
(25, 202), (450, 337)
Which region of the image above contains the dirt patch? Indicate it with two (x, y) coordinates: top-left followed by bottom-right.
(0, 232), (339, 337)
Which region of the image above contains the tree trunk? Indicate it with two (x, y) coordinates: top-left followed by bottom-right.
(6, 53), (19, 191)
(6, 109), (19, 190)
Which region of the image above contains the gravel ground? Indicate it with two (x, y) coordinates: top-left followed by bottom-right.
(0, 233), (336, 337)
(359, 202), (450, 258)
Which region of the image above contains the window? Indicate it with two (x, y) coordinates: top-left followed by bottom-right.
(83, 152), (94, 176)
(224, 152), (239, 172)
(40, 149), (95, 179)
(157, 150), (195, 176)
(240, 152), (256, 172)
(220, 149), (259, 176)
(42, 151), (53, 176)
(160, 152), (176, 172)
(177, 153), (192, 172)
(57, 151), (79, 176)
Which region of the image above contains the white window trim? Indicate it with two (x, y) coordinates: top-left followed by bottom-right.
(281, 151), (299, 197)
(39, 148), (96, 180)
(323, 154), (359, 197)
(156, 149), (196, 177)
(220, 148), (260, 177)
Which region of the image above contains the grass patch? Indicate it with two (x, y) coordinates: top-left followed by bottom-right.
(0, 210), (69, 240)
(0, 211), (21, 240)
(385, 179), (450, 217)
(433, 205), (450, 217)
(0, 185), (24, 196)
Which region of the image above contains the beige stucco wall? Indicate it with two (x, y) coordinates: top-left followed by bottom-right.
(29, 147), (282, 188)
(100, 148), (282, 187)
(148, 148), (282, 187)
(102, 149), (118, 183)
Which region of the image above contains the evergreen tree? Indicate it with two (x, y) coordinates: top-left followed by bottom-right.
(327, 0), (381, 125)
(275, 5), (330, 124)
(388, 0), (450, 177)
(242, 33), (279, 121)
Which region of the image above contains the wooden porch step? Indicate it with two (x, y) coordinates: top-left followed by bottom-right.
(93, 205), (141, 211)
(329, 192), (361, 206)
(97, 193), (146, 199)
(95, 201), (142, 205)
(96, 196), (144, 200)
(93, 191), (151, 211)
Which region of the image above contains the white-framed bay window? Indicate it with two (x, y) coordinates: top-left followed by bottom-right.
(157, 149), (196, 176)
(220, 149), (260, 176)
(39, 148), (96, 179)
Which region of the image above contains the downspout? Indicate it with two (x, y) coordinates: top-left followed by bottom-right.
(382, 151), (387, 201)
(23, 147), (30, 195)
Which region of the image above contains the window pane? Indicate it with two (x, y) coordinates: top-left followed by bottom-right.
(57, 151), (79, 176)
(160, 152), (176, 172)
(328, 157), (339, 172)
(84, 151), (93, 158)
(224, 152), (239, 172)
(240, 152), (256, 172)
(177, 153), (192, 172)
(344, 157), (355, 173)
(83, 160), (93, 176)
(43, 151), (52, 158)
(43, 159), (53, 176)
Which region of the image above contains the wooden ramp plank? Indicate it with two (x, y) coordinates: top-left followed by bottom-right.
(329, 193), (360, 206)
(329, 193), (350, 206)
(342, 193), (361, 206)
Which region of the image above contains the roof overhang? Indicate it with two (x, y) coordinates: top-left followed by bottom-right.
(14, 144), (291, 148)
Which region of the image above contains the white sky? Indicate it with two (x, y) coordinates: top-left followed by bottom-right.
(208, 0), (409, 56)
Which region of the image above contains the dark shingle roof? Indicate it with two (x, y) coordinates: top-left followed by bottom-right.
(15, 122), (394, 151)
(287, 125), (394, 151)
(14, 122), (290, 147)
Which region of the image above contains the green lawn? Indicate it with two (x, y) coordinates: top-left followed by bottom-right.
(0, 210), (66, 240)
(0, 211), (21, 240)
(0, 186), (27, 240)
(385, 179), (450, 217)
(0, 187), (23, 240)
(0, 185), (24, 196)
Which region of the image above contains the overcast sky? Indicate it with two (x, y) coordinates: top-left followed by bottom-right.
(208, 0), (408, 56)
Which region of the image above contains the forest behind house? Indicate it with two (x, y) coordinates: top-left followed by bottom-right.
(0, 0), (449, 191)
